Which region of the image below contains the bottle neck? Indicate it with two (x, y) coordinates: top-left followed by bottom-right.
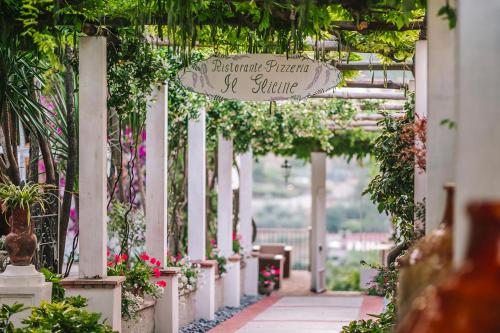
(442, 185), (455, 227)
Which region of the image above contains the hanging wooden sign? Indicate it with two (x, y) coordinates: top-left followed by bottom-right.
(178, 54), (342, 101)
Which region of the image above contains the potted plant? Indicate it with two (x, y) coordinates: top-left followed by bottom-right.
(259, 265), (280, 295)
(0, 182), (50, 266)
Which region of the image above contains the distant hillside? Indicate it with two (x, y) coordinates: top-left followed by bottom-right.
(253, 155), (390, 233)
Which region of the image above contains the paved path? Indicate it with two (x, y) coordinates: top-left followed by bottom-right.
(209, 271), (383, 333)
(236, 295), (372, 333)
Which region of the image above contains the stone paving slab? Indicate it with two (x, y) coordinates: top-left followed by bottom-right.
(274, 296), (363, 308)
(237, 321), (348, 333)
(253, 305), (359, 322)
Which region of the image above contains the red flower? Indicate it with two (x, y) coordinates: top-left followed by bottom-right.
(106, 249), (110, 257)
(153, 267), (161, 278)
(155, 261), (161, 267)
(140, 252), (150, 261)
(107, 262), (113, 267)
(114, 254), (121, 263)
(210, 239), (216, 246)
(121, 254), (128, 262)
(156, 280), (167, 288)
(150, 258), (157, 265)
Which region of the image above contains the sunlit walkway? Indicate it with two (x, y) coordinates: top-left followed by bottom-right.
(209, 271), (383, 333)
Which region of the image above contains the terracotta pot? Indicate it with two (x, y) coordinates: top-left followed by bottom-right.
(397, 201), (500, 333)
(397, 184), (454, 320)
(4, 207), (37, 266)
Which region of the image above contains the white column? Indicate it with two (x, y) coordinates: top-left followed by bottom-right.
(217, 136), (233, 257)
(454, 0), (500, 265)
(239, 150), (258, 296)
(79, 36), (107, 278)
(218, 136), (240, 306)
(61, 36), (124, 333)
(239, 150), (253, 253)
(310, 152), (326, 293)
(426, 0), (457, 233)
(414, 40), (427, 235)
(188, 109), (216, 320)
(146, 83), (168, 267)
(188, 108), (206, 261)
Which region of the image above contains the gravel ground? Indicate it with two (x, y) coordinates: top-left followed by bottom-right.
(179, 295), (263, 333)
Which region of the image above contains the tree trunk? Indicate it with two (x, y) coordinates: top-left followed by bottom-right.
(2, 103), (20, 185)
(58, 48), (77, 273)
(28, 130), (40, 183)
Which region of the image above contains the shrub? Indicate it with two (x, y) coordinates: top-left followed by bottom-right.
(0, 297), (116, 333)
(168, 255), (202, 296)
(107, 252), (166, 320)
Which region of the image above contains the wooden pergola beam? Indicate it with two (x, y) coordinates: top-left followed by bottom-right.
(312, 90), (407, 100)
(360, 103), (404, 110)
(334, 62), (413, 71)
(330, 20), (424, 32)
(344, 80), (406, 89)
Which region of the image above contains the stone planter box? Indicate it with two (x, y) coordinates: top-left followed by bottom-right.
(179, 290), (197, 327)
(215, 275), (224, 311)
(122, 300), (155, 333)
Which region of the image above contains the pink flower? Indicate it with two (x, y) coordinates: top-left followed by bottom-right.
(114, 254), (121, 263)
(156, 280), (167, 288)
(106, 249), (110, 257)
(153, 267), (161, 278)
(69, 208), (77, 221)
(140, 253), (150, 261)
(139, 145), (146, 158)
(56, 127), (62, 136)
(232, 232), (237, 241)
(263, 271), (271, 278)
(155, 261), (161, 267)
(210, 239), (216, 246)
(38, 160), (46, 173)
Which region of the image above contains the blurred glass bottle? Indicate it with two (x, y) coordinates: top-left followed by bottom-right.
(397, 201), (500, 333)
(397, 183), (454, 320)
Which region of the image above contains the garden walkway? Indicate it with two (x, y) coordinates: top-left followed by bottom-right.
(209, 271), (384, 333)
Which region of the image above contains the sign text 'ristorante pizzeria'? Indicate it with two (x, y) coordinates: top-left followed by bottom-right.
(178, 54), (342, 102)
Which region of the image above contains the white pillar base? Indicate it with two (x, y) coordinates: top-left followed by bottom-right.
(224, 255), (241, 307)
(244, 255), (258, 296)
(151, 268), (179, 333)
(0, 265), (52, 326)
(195, 261), (216, 320)
(61, 276), (125, 332)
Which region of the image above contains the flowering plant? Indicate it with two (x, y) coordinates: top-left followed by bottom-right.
(232, 232), (243, 255)
(168, 255), (201, 296)
(107, 252), (167, 320)
(207, 239), (227, 275)
(259, 265), (280, 290)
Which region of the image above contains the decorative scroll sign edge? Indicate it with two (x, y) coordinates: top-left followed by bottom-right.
(177, 54), (342, 102)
